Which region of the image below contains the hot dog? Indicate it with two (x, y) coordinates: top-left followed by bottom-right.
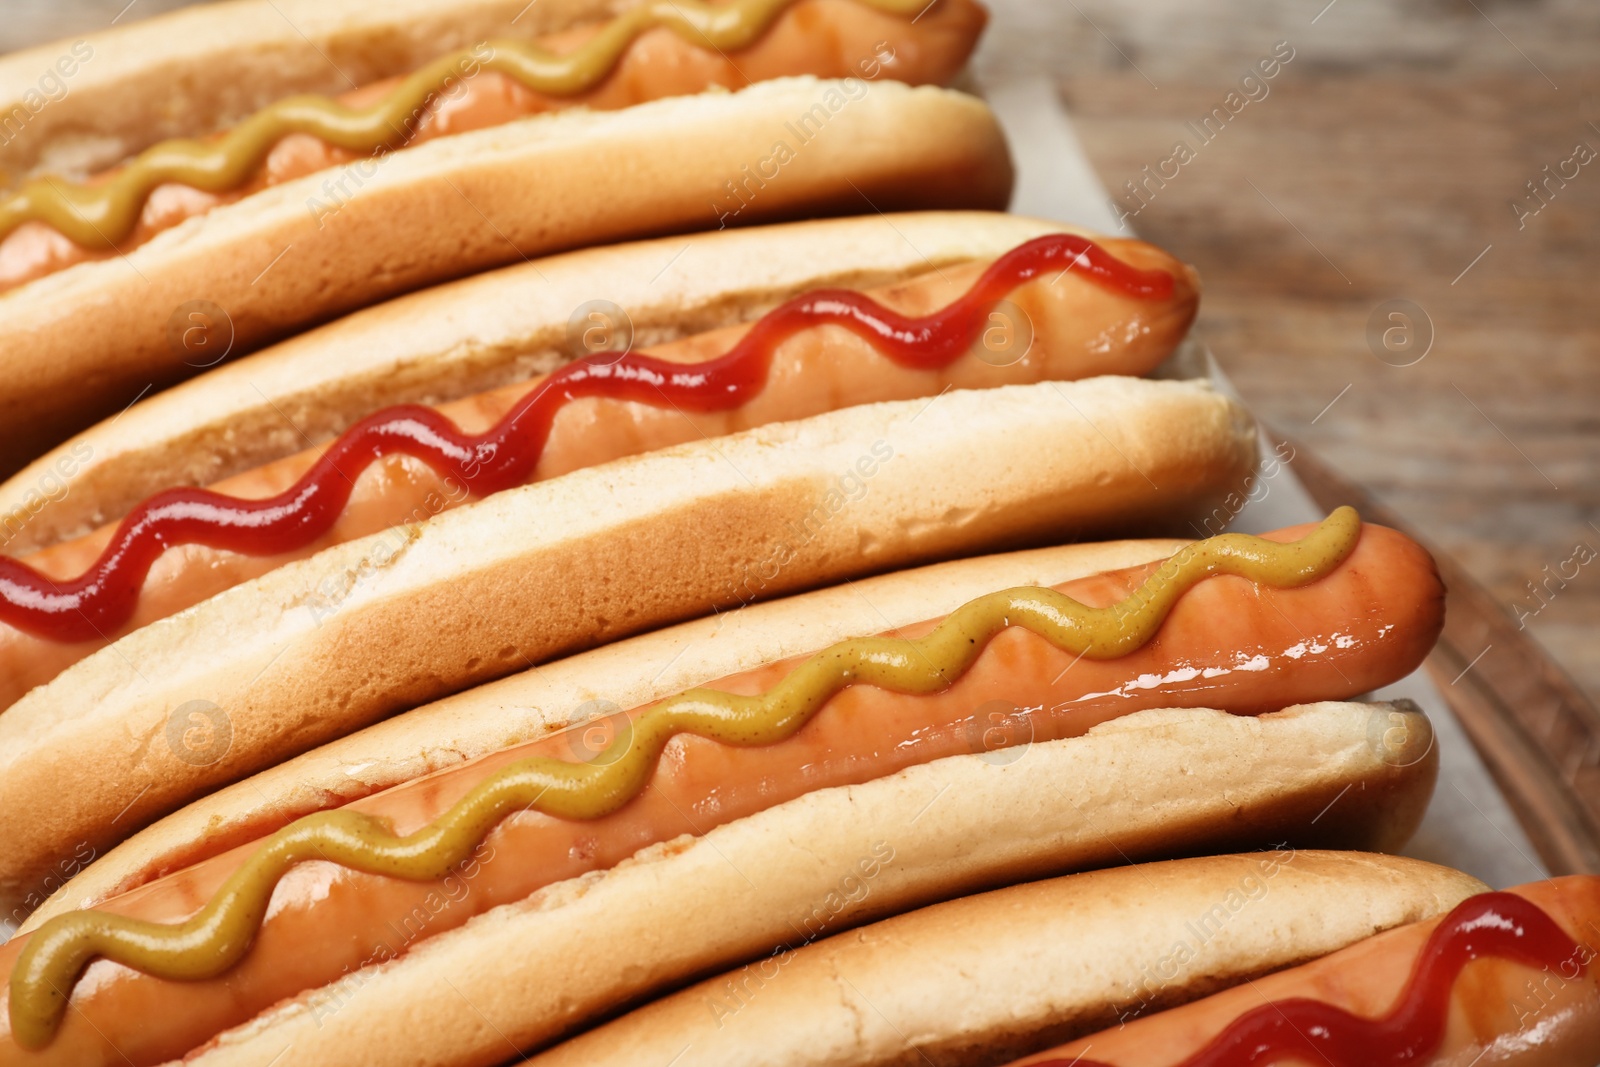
(22, 507), (1440, 923)
(518, 854), (1599, 1067)
(0, 0), (1004, 472)
(0, 510), (1445, 1065)
(0, 374), (1258, 916)
(0, 211), (1130, 552)
(1018, 876), (1600, 1067)
(0, 214), (1199, 707)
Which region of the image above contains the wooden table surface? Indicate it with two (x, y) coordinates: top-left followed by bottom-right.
(6, 1), (1598, 712)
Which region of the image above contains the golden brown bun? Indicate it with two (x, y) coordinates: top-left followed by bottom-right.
(0, 0), (616, 178)
(0, 77), (1013, 475)
(525, 852), (1487, 1067)
(0, 376), (1255, 914)
(25, 537), (1190, 924)
(180, 710), (1443, 1067)
(0, 212), (1122, 552)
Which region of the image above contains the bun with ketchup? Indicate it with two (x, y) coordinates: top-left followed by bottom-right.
(0, 0), (1005, 470)
(527, 853), (1600, 1067)
(0, 212), (1239, 913)
(1, 505), (1452, 1065)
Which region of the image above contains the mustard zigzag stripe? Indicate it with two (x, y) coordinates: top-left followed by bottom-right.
(0, 0), (929, 249)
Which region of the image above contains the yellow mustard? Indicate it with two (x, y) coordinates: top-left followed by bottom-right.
(0, 0), (931, 249)
(7, 507), (1362, 1048)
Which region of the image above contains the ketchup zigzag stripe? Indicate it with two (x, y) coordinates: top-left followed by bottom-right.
(0, 235), (1172, 643)
(1049, 891), (1586, 1067)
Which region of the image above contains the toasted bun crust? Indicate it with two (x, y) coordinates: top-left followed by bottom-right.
(179, 708), (1444, 1067)
(526, 852), (1488, 1067)
(0, 77), (1014, 475)
(27, 537), (1190, 924)
(0, 376), (1254, 913)
(0, 212), (1099, 552)
(0, 0), (611, 178)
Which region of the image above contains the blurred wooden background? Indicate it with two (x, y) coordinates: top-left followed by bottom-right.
(6, 1), (1598, 709)
(972, 0), (1600, 712)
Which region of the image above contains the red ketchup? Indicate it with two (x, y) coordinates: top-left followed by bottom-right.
(1040, 892), (1586, 1067)
(0, 234), (1171, 642)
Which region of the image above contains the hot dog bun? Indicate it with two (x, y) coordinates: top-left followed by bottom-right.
(0, 211), (1197, 555)
(0, 375), (1255, 914)
(0, 75), (1011, 474)
(522, 852), (1490, 1067)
